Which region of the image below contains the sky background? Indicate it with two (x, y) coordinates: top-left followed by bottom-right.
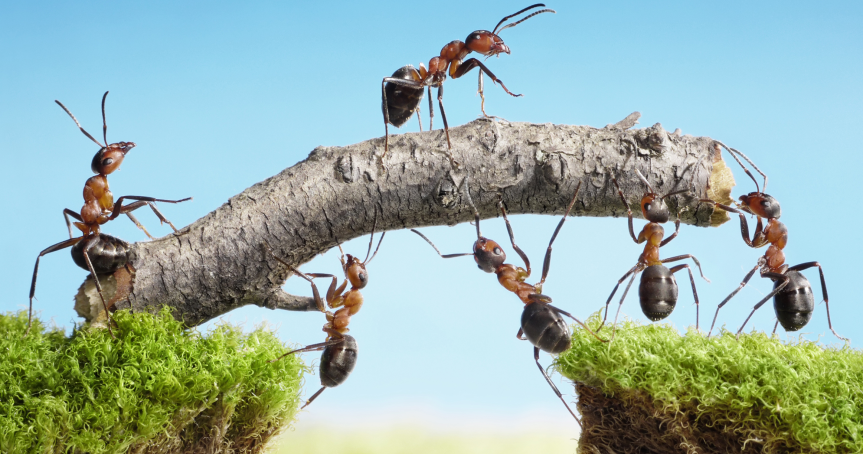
(2, 0), (862, 450)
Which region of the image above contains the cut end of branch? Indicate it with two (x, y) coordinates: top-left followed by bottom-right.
(706, 143), (735, 227)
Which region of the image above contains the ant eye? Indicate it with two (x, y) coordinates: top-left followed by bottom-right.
(644, 203), (652, 211)
(493, 247), (502, 255)
(761, 200), (769, 206)
(358, 273), (367, 283)
(102, 157), (113, 167)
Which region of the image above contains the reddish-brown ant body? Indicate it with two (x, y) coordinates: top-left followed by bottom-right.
(266, 223), (385, 408)
(381, 4), (555, 161)
(412, 179), (605, 427)
(600, 169), (709, 340)
(27, 93), (191, 337)
(704, 143), (845, 341)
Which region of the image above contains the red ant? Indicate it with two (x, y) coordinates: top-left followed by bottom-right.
(600, 169), (709, 341)
(412, 178), (605, 427)
(704, 142), (845, 341)
(381, 4), (555, 162)
(265, 222), (385, 408)
(28, 93), (191, 337)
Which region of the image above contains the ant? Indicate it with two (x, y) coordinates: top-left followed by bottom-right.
(599, 169), (709, 340)
(265, 221), (385, 408)
(412, 178), (605, 427)
(381, 4), (555, 162)
(27, 93), (191, 337)
(704, 142), (845, 341)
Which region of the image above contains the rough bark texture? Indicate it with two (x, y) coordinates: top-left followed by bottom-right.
(76, 115), (730, 327)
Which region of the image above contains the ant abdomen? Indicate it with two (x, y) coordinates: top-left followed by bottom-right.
(382, 65), (425, 128)
(773, 271), (814, 331)
(639, 265), (678, 321)
(71, 234), (130, 274)
(320, 334), (358, 388)
(521, 303), (571, 354)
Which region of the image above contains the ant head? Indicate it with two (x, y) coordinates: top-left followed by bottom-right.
(465, 31), (510, 56)
(739, 192), (781, 219)
(473, 237), (505, 273)
(640, 193), (670, 223)
(91, 142), (135, 175)
(344, 254), (369, 289)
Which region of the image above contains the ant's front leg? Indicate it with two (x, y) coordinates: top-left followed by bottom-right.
(308, 273), (347, 309)
(497, 199), (531, 276)
(611, 176), (638, 243)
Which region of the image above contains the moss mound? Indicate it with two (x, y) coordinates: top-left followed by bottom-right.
(557, 316), (863, 454)
(0, 309), (306, 454)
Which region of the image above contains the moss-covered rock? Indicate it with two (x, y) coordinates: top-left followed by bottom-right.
(557, 316), (863, 453)
(0, 309), (306, 454)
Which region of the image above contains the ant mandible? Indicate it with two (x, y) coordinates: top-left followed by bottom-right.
(28, 93), (191, 337)
(265, 220), (385, 408)
(599, 169), (709, 341)
(381, 4), (555, 162)
(704, 142), (846, 341)
(412, 178), (605, 427)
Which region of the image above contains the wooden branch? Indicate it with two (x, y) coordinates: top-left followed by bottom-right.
(75, 115), (733, 327)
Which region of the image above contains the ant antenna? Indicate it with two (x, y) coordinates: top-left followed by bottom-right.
(634, 168), (656, 194)
(363, 212), (386, 265)
(493, 4), (556, 34)
(101, 91), (109, 147)
(715, 141), (768, 194)
(462, 172), (482, 239)
(55, 100), (104, 148)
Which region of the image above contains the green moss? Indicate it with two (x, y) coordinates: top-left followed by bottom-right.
(557, 315), (863, 453)
(0, 309), (306, 454)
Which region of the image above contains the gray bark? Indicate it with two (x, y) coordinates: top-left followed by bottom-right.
(77, 114), (725, 327)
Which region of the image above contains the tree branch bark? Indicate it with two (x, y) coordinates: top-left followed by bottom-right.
(75, 114), (732, 327)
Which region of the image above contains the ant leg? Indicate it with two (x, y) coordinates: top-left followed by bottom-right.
(599, 265), (639, 330)
(701, 199), (766, 248)
(416, 104), (423, 132)
(659, 254), (710, 282)
(409, 230), (473, 259)
(477, 71), (487, 117)
(268, 337), (344, 363)
(82, 242), (116, 339)
(773, 320), (780, 335)
(610, 176), (638, 243)
(427, 86), (434, 130)
(516, 327), (526, 340)
(660, 218), (681, 247)
(610, 271), (639, 342)
(538, 183), (582, 288)
(307, 273), (345, 309)
(736, 272), (790, 336)
(27, 237), (82, 336)
(451, 59), (522, 98)
(436, 85), (458, 167)
(532, 346), (582, 428)
(63, 209), (83, 239)
(707, 263), (760, 338)
(549, 304), (607, 343)
(786, 261), (846, 342)
(301, 386), (327, 409)
(498, 199), (531, 276)
(263, 242), (330, 313)
(669, 264), (699, 330)
(116, 201), (155, 239)
(109, 196), (191, 222)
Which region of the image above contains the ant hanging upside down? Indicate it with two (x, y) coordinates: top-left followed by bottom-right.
(381, 4), (555, 163)
(266, 219), (385, 408)
(704, 142), (845, 341)
(28, 92), (191, 337)
(411, 177), (605, 427)
(599, 169), (709, 341)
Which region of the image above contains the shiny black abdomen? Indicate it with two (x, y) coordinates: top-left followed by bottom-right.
(320, 335), (358, 388)
(383, 65), (425, 127)
(71, 234), (130, 274)
(774, 270), (814, 331)
(521, 303), (571, 354)
(639, 265), (678, 321)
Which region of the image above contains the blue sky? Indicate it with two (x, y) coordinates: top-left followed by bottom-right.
(2, 0), (861, 442)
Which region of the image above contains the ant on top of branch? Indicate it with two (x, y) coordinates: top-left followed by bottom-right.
(381, 4), (555, 165)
